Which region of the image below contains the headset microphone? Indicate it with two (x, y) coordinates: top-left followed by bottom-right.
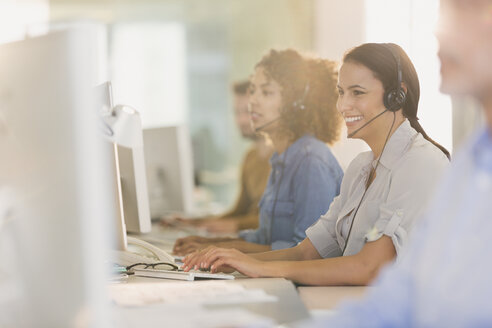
(254, 116), (281, 132)
(347, 109), (388, 138)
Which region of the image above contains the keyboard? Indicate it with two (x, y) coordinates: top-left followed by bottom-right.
(133, 267), (235, 281)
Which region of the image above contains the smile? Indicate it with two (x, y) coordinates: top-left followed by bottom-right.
(344, 116), (363, 123)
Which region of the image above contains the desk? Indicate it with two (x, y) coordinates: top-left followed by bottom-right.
(125, 225), (310, 325)
(298, 286), (370, 311)
(112, 276), (310, 326)
(129, 223), (365, 324)
(229, 277), (310, 324)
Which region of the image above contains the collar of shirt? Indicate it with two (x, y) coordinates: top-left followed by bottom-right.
(269, 134), (314, 168)
(359, 119), (417, 175)
(471, 127), (492, 173)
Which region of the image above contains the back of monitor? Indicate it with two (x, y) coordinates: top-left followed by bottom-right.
(143, 125), (195, 217)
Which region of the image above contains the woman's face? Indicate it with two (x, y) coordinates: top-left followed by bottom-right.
(337, 61), (391, 141)
(248, 67), (283, 133)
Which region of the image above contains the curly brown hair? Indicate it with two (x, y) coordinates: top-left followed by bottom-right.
(255, 49), (342, 145)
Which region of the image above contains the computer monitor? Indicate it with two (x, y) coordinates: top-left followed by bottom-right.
(113, 106), (152, 234)
(0, 29), (111, 326)
(96, 81), (151, 234)
(143, 125), (195, 217)
(94, 81), (126, 251)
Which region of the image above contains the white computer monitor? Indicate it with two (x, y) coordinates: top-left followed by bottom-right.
(96, 82), (152, 234)
(0, 29), (112, 326)
(115, 117), (152, 234)
(143, 125), (195, 217)
(94, 81), (127, 251)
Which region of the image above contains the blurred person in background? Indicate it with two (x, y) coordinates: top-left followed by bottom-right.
(174, 49), (344, 256)
(177, 81), (273, 234)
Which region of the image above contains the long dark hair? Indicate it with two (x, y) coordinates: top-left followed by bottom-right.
(343, 43), (450, 159)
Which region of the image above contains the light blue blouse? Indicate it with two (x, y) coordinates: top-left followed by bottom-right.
(239, 134), (343, 250)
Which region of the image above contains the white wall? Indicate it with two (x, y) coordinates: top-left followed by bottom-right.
(314, 0), (369, 170)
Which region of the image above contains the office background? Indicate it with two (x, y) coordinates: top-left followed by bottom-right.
(1, 0), (483, 208)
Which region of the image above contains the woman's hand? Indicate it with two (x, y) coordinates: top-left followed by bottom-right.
(182, 246), (269, 278)
(182, 246), (220, 271)
(173, 236), (211, 255)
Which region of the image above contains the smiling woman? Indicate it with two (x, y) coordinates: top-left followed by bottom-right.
(182, 43), (450, 286)
(341, 43), (450, 159)
(174, 49), (344, 256)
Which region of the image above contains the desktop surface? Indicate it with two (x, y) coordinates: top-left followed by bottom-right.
(114, 276), (310, 326)
(111, 222), (377, 326)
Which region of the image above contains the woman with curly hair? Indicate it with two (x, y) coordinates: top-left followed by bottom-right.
(173, 49), (344, 255)
(182, 43), (450, 286)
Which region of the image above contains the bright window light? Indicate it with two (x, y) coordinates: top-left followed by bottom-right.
(365, 0), (453, 153)
(0, 0), (49, 45)
(110, 23), (187, 128)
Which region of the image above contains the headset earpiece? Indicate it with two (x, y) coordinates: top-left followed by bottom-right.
(383, 44), (406, 112)
(384, 88), (406, 112)
(291, 84), (310, 111)
(291, 100), (306, 111)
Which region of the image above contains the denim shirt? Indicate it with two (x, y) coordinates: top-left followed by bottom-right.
(239, 134), (343, 250)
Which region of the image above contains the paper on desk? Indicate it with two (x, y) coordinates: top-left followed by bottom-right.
(107, 281), (277, 307)
(112, 303), (275, 328)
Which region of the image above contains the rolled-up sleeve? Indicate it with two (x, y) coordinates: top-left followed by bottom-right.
(305, 193), (343, 258)
(364, 151), (448, 258)
(304, 154), (370, 258)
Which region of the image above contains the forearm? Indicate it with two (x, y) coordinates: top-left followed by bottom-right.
(250, 244), (304, 261)
(263, 255), (378, 286)
(251, 238), (322, 262)
(215, 240), (271, 253)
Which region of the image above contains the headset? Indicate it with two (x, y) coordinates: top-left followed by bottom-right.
(347, 44), (406, 138)
(383, 44), (407, 112)
(254, 83), (310, 132)
(291, 83), (310, 111)
(341, 44), (405, 255)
